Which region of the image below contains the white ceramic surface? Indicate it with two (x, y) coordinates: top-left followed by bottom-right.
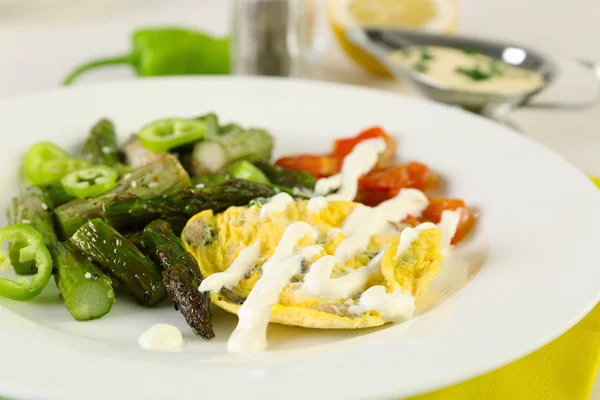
(0, 77), (598, 400)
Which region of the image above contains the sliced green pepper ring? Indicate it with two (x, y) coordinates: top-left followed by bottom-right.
(138, 118), (206, 152)
(61, 165), (118, 199)
(0, 224), (52, 301)
(41, 158), (90, 186)
(23, 141), (70, 185)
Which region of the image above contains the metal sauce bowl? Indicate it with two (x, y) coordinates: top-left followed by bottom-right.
(346, 28), (600, 120)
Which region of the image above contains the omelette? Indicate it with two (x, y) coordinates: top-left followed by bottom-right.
(180, 138), (461, 353)
(182, 188), (454, 352)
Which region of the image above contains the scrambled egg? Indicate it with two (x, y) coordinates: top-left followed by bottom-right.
(182, 199), (443, 329)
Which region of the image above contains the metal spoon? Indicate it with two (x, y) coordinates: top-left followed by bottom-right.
(346, 28), (600, 121)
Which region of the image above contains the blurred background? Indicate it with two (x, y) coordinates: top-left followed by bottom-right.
(1, 0), (599, 177)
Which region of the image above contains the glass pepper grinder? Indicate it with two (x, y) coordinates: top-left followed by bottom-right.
(230, 0), (321, 77)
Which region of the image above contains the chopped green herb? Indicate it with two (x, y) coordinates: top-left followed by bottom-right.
(248, 197), (269, 207)
(420, 47), (434, 61)
(463, 47), (481, 55)
(455, 67), (492, 81)
(411, 47), (434, 73)
(414, 63), (428, 73)
(455, 58), (506, 81)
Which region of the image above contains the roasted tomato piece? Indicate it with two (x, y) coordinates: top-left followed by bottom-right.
(355, 162), (438, 206)
(422, 197), (476, 245)
(332, 126), (397, 167)
(354, 188), (397, 207)
(274, 155), (341, 179)
(401, 215), (422, 227)
(359, 162), (437, 192)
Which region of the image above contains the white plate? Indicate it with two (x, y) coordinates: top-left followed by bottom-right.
(0, 77), (598, 400)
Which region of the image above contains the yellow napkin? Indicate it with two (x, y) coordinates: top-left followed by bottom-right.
(408, 303), (600, 399)
(406, 176), (600, 400)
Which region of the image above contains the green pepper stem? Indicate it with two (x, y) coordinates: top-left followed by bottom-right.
(62, 55), (132, 86)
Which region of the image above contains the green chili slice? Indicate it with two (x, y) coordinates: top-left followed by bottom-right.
(23, 142), (69, 184)
(227, 160), (271, 184)
(61, 165), (118, 199)
(0, 224), (52, 300)
(138, 118), (206, 152)
(23, 141), (89, 185)
(41, 158), (89, 185)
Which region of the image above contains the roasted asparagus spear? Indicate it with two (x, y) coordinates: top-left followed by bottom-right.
(83, 118), (120, 166)
(41, 183), (75, 207)
(197, 112), (219, 139)
(142, 220), (214, 339)
(53, 241), (116, 321)
(218, 123), (243, 136)
(121, 134), (163, 168)
(191, 128), (273, 175)
(102, 179), (275, 232)
(70, 218), (166, 306)
(191, 172), (310, 199)
(6, 186), (115, 320)
(175, 113), (221, 174)
(55, 153), (191, 239)
(253, 161), (316, 192)
(190, 174), (228, 188)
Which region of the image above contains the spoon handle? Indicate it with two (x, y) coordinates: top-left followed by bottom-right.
(522, 59), (600, 110)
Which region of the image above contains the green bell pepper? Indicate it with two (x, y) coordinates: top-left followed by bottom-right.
(61, 165), (118, 199)
(0, 224), (52, 300)
(62, 27), (230, 85)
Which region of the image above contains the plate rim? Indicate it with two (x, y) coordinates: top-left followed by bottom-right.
(0, 76), (598, 399)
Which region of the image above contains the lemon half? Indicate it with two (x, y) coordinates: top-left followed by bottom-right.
(328, 0), (460, 76)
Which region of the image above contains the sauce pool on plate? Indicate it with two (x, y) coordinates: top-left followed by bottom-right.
(138, 323), (183, 351)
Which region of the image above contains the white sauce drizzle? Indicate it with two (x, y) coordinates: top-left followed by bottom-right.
(335, 188), (429, 263)
(314, 138), (386, 201)
(227, 222), (318, 353)
(348, 286), (416, 321)
(298, 244), (324, 259)
(138, 324), (183, 351)
(306, 196), (328, 213)
(340, 203), (372, 233)
(199, 241), (262, 293)
(260, 192), (295, 219)
(228, 255), (304, 354)
(328, 227), (343, 239)
(395, 222), (437, 257)
(438, 209), (461, 252)
(313, 175), (342, 198)
(297, 250), (385, 299)
(268, 222), (318, 261)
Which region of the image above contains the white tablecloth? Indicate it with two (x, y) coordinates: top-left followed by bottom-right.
(1, 0), (600, 396)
